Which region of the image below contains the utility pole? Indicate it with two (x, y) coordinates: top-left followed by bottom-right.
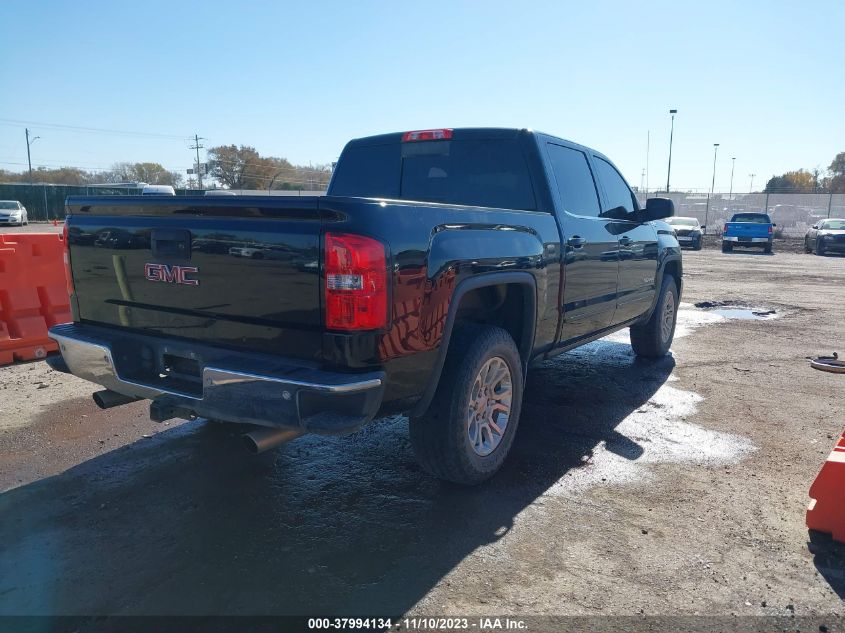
(704, 143), (719, 234)
(729, 157), (736, 199)
(645, 130), (650, 195)
(190, 134), (206, 190)
(666, 109), (677, 193)
(25, 128), (40, 183)
(749, 173), (756, 192)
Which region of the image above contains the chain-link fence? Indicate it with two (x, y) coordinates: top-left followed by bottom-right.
(635, 191), (845, 236)
(2, 182), (844, 233)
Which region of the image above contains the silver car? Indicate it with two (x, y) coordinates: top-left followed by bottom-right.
(0, 200), (28, 226)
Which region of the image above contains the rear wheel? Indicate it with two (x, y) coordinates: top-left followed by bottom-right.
(630, 276), (678, 358)
(722, 242), (733, 253)
(409, 324), (523, 485)
(764, 242), (773, 254)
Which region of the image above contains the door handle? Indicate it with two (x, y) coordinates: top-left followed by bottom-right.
(619, 236), (632, 247)
(567, 236), (586, 248)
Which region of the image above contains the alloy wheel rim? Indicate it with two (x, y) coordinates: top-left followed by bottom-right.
(467, 357), (513, 457)
(660, 290), (675, 343)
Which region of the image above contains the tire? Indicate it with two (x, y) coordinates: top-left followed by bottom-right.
(804, 238), (812, 254)
(694, 239), (703, 251)
(630, 276), (679, 358)
(816, 241), (826, 256)
(409, 324), (524, 485)
(764, 242), (773, 254)
(722, 242), (733, 253)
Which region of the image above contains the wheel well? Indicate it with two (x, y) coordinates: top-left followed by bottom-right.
(663, 260), (681, 290)
(453, 283), (532, 361)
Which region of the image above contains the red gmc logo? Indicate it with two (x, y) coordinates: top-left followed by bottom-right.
(144, 263), (199, 286)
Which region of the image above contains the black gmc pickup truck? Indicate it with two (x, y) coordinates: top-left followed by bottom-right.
(50, 128), (681, 484)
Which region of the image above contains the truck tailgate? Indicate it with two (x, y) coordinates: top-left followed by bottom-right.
(66, 197), (323, 360)
(725, 222), (770, 238)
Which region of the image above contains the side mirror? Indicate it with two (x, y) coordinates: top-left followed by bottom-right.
(772, 223), (777, 227)
(638, 197), (674, 222)
(701, 225), (706, 230)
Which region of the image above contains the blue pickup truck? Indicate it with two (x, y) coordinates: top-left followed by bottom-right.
(722, 212), (776, 253)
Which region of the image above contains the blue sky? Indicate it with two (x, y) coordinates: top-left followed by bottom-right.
(1, 0), (843, 191)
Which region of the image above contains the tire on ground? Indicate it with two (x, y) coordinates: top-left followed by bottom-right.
(629, 276), (679, 358)
(722, 242), (732, 253)
(409, 324), (524, 485)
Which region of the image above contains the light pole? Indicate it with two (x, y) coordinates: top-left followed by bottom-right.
(704, 143), (719, 234)
(749, 173), (756, 192)
(665, 109), (677, 193)
(25, 128), (40, 183)
(728, 157), (736, 200)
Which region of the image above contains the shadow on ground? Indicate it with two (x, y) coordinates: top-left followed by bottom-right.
(808, 531), (845, 600)
(0, 341), (673, 618)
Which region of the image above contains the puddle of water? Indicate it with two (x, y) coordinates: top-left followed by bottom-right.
(709, 308), (776, 320)
(694, 301), (779, 321)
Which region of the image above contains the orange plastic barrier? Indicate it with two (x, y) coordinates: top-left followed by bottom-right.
(807, 428), (845, 543)
(0, 233), (71, 366)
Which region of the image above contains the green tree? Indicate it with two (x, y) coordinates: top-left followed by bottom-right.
(828, 152), (845, 193)
(207, 145), (278, 189)
(100, 162), (182, 187)
(764, 169), (816, 193)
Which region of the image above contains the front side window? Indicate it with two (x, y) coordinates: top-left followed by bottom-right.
(593, 157), (636, 216)
(546, 144), (601, 218)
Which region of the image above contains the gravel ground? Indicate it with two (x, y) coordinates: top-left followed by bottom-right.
(0, 249), (843, 625)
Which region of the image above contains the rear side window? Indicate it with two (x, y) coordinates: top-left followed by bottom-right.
(546, 144), (601, 217)
(593, 157), (637, 215)
(330, 138), (536, 211)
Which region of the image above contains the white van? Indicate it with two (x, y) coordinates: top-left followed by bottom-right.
(141, 185), (176, 196)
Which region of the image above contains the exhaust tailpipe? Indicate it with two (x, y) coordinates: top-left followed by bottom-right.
(243, 427), (305, 454)
(93, 389), (141, 409)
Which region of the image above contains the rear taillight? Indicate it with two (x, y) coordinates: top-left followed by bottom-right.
(401, 128), (453, 142)
(768, 225), (773, 234)
(723, 225), (728, 235)
(62, 220), (74, 296)
(324, 232), (387, 331)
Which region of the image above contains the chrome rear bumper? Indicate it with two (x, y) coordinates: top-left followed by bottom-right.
(48, 323), (385, 433)
(723, 236), (769, 243)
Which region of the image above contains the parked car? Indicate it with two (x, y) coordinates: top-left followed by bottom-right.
(0, 200), (28, 226)
(804, 218), (845, 256)
(141, 185), (176, 196)
(722, 212), (775, 253)
(49, 127), (681, 485)
(666, 216), (704, 250)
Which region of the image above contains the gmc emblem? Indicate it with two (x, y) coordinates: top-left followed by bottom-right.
(144, 263), (199, 286)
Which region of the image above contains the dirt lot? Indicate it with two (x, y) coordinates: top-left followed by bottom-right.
(0, 248), (843, 625)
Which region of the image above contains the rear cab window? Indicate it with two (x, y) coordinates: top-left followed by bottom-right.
(731, 213), (772, 223)
(330, 135), (536, 211)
